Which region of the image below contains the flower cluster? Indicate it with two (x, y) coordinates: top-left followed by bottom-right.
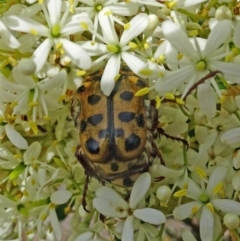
(0, 0), (240, 241)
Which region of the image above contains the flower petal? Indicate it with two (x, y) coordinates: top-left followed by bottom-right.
(74, 232), (94, 241)
(212, 199), (240, 215)
(100, 54), (120, 96)
(46, 0), (62, 25)
(181, 229), (197, 241)
(197, 82), (216, 119)
(133, 208), (166, 225)
(120, 13), (149, 46)
(93, 186), (129, 217)
(12, 67), (35, 87)
(130, 172), (151, 209)
(109, 2), (139, 16)
(32, 38), (53, 73)
(200, 206), (214, 241)
(155, 165), (184, 178)
(61, 16), (91, 36)
(162, 21), (198, 60)
(79, 41), (107, 56)
(209, 61), (240, 83)
(154, 65), (195, 94)
(122, 216), (134, 241)
(93, 197), (128, 218)
(121, 52), (146, 77)
(23, 141), (41, 165)
(206, 166), (227, 194)
(221, 127), (240, 148)
(0, 20), (20, 49)
(95, 186), (128, 207)
(173, 201), (202, 220)
(5, 124), (28, 150)
(51, 190), (72, 205)
(98, 8), (119, 44)
(49, 207), (62, 241)
(203, 20), (231, 58)
(3, 15), (49, 36)
(38, 70), (66, 90)
(60, 38), (92, 70)
(187, 179), (203, 198)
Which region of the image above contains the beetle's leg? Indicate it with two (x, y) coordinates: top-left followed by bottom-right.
(156, 127), (189, 150)
(75, 145), (105, 212)
(82, 174), (90, 212)
(150, 100), (189, 149)
(151, 140), (165, 182)
(151, 141), (165, 165)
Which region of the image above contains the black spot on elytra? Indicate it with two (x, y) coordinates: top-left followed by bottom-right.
(85, 138), (99, 154)
(80, 120), (87, 132)
(115, 128), (124, 137)
(120, 91), (133, 101)
(88, 94), (101, 105)
(88, 114), (103, 125)
(136, 78), (147, 87)
(123, 177), (134, 187)
(77, 85), (86, 92)
(136, 114), (145, 127)
(125, 134), (141, 151)
(99, 129), (107, 138)
(118, 112), (135, 122)
(111, 162), (119, 172)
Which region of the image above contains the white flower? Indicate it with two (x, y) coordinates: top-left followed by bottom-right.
(3, 0), (92, 73)
(173, 166), (240, 241)
(155, 20), (240, 118)
(76, 0), (139, 38)
(83, 9), (149, 95)
(195, 109), (239, 155)
(0, 67), (67, 122)
(93, 173), (166, 241)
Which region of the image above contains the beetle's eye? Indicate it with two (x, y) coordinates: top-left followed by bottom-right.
(71, 97), (81, 127)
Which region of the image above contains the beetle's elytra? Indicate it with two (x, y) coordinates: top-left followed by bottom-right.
(72, 66), (162, 188)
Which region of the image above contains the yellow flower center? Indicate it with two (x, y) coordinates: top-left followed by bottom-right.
(107, 44), (121, 53)
(51, 24), (61, 38)
(95, 4), (103, 12)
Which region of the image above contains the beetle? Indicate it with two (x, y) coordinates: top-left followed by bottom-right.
(71, 66), (187, 210)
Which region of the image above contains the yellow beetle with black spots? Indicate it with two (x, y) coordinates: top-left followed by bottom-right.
(71, 66), (187, 210)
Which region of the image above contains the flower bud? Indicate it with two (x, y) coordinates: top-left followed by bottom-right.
(144, 14), (159, 36)
(224, 213), (239, 229)
(215, 6), (232, 20)
(18, 58), (36, 75)
(156, 185), (171, 201)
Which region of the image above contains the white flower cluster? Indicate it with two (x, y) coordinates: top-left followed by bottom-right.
(0, 0), (240, 241)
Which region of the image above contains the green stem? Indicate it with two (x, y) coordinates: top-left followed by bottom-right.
(177, 8), (208, 21)
(159, 223), (165, 241)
